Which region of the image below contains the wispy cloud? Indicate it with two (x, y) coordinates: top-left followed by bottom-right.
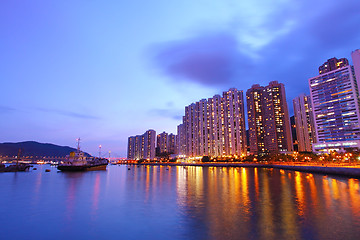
(0, 105), (16, 113)
(36, 108), (100, 120)
(0, 105), (100, 120)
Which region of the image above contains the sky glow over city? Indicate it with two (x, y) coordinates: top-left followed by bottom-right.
(1, 0), (360, 156)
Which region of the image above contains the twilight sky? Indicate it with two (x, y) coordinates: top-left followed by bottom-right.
(1, 0), (360, 157)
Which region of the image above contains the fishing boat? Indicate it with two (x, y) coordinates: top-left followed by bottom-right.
(57, 138), (108, 172)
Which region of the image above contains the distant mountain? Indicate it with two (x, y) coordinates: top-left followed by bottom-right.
(0, 141), (91, 157)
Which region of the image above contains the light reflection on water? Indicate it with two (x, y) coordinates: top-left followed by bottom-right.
(0, 165), (360, 240)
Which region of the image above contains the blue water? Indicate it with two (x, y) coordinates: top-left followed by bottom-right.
(1, 165), (360, 240)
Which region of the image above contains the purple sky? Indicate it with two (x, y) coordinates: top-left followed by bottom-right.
(1, 0), (360, 157)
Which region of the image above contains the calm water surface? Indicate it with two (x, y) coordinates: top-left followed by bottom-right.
(1, 165), (360, 240)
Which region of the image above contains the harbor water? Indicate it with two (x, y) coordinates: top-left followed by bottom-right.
(1, 165), (360, 240)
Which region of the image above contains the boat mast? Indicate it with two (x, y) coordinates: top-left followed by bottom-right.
(99, 145), (102, 158)
(77, 138), (81, 154)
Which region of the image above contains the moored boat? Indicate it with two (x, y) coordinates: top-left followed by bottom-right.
(0, 162), (31, 172)
(0, 148), (31, 172)
(57, 138), (108, 172)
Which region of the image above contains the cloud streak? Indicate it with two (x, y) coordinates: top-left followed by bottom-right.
(0, 105), (16, 113)
(0, 105), (99, 120)
(36, 108), (100, 120)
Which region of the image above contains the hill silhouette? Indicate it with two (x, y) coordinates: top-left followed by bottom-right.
(0, 141), (91, 157)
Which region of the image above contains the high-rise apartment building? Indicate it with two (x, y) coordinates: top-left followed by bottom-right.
(222, 89), (247, 156)
(180, 88), (247, 158)
(143, 130), (156, 159)
(246, 81), (292, 155)
(293, 94), (316, 152)
(177, 122), (186, 156)
(246, 84), (266, 154)
(264, 81), (293, 153)
(127, 136), (136, 160)
(157, 132), (168, 154)
(127, 129), (156, 160)
(168, 133), (176, 154)
(156, 131), (176, 155)
(134, 135), (143, 159)
(309, 57), (360, 153)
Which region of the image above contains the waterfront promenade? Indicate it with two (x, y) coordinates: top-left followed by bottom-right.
(133, 162), (360, 178)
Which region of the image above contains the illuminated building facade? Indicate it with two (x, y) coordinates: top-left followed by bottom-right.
(127, 129), (156, 160)
(157, 131), (168, 154)
(246, 84), (266, 154)
(134, 135), (143, 159)
(247, 81), (293, 154)
(293, 94), (316, 152)
(177, 122), (186, 155)
(263, 81), (293, 153)
(168, 133), (176, 154)
(309, 57), (360, 153)
(127, 136), (136, 159)
(144, 130), (156, 159)
(156, 131), (176, 155)
(319, 57), (349, 74)
(180, 88), (247, 158)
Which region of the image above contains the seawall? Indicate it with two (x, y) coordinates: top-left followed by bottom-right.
(134, 162), (360, 178)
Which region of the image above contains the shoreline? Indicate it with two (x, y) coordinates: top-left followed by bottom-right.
(132, 162), (360, 178)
